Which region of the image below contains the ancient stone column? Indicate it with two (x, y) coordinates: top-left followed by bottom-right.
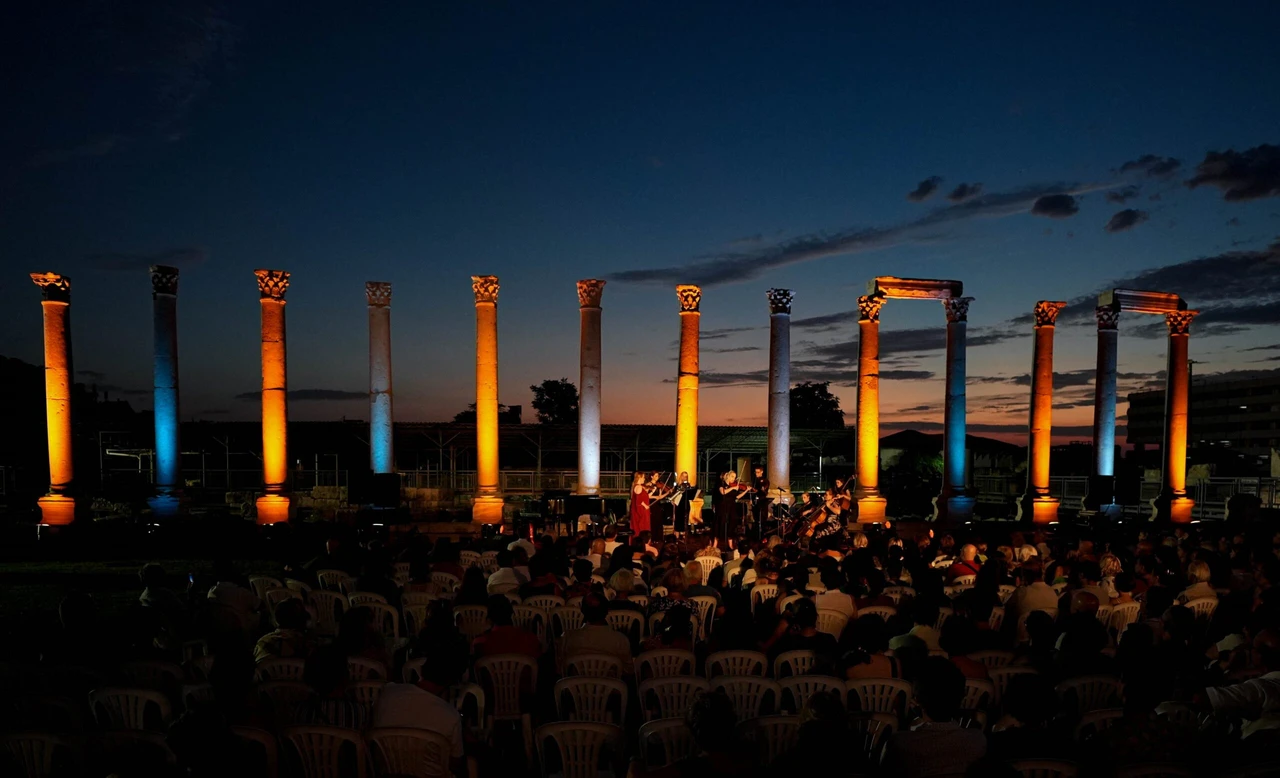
(854, 294), (887, 522)
(1085, 306), (1121, 516)
(366, 282), (394, 475)
(576, 280), (605, 496)
(934, 297), (976, 522)
(255, 269), (291, 524)
(149, 266), (182, 517)
(472, 275), (503, 524)
(1152, 310), (1199, 523)
(674, 285), (702, 479)
(30, 272), (76, 525)
(1017, 301), (1066, 524)
(766, 289), (793, 499)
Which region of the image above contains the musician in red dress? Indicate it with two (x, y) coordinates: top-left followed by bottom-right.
(629, 471), (651, 534)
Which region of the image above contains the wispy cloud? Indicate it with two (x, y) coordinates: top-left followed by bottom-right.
(87, 246), (209, 272)
(1186, 143), (1280, 201)
(906, 176), (944, 202)
(1104, 209), (1150, 233)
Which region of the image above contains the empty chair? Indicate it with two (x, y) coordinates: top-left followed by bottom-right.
(368, 727), (453, 778)
(960, 678), (995, 712)
(858, 605), (897, 621)
(815, 609), (849, 640)
(281, 725), (367, 778)
(846, 678), (912, 720)
(474, 655), (537, 763)
(256, 658), (307, 682)
(231, 726), (279, 778)
(348, 592), (388, 607)
(310, 591), (349, 637)
(750, 584), (778, 612)
(118, 660), (183, 692)
(554, 677), (628, 725)
(711, 677), (780, 722)
(89, 688), (172, 732)
(689, 596), (717, 640)
(1, 733), (77, 778)
(347, 657), (388, 681)
(524, 594), (565, 613)
(637, 718), (697, 769)
(563, 653), (623, 679)
(639, 677), (710, 722)
(1185, 597), (1218, 621)
(535, 723), (621, 778)
(454, 605), (491, 642)
(1056, 675), (1124, 716)
(605, 610), (644, 647)
(706, 650), (768, 679)
(1073, 708), (1125, 741)
(636, 649), (696, 681)
(779, 676), (844, 713)
(250, 575), (285, 600)
(1010, 760), (1078, 778)
(990, 667), (1040, 706)
(738, 715), (800, 765)
(315, 569), (353, 594)
(773, 650), (817, 679)
(969, 650), (1015, 668)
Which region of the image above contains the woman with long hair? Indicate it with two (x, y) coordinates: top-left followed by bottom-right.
(629, 471), (651, 535)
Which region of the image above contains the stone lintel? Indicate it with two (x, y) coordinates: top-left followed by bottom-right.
(1098, 288), (1187, 315)
(869, 276), (964, 300)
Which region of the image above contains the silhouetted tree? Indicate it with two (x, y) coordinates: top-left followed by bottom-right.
(530, 378), (578, 424)
(790, 381), (844, 429)
(453, 404), (523, 424)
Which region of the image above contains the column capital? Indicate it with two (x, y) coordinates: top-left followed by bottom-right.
(576, 279), (605, 308)
(255, 269), (290, 300)
(30, 272), (71, 303)
(365, 281), (392, 307)
(766, 288), (793, 315)
(1096, 306), (1120, 330)
(151, 265), (179, 297)
(858, 294), (885, 322)
(1033, 300), (1066, 327)
(942, 296), (974, 323)
(471, 275), (499, 304)
(1164, 309), (1198, 335)
(676, 284), (702, 313)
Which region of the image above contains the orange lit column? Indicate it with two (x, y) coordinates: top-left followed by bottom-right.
(934, 296), (976, 523)
(854, 294), (887, 522)
(30, 272), (76, 525)
(766, 289), (793, 498)
(1152, 310), (1198, 523)
(576, 280), (605, 496)
(366, 282), (394, 474)
(674, 285), (702, 480)
(472, 275), (503, 524)
(255, 269), (291, 524)
(1017, 301), (1066, 524)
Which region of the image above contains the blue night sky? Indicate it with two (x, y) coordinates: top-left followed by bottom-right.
(2, 2), (1279, 440)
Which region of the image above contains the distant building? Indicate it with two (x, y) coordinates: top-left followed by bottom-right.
(1127, 372), (1280, 458)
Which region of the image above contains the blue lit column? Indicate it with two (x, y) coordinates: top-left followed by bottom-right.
(149, 265), (182, 517)
(1084, 306), (1121, 516)
(366, 282), (394, 474)
(934, 296), (976, 522)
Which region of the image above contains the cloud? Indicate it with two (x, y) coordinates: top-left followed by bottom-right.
(705, 345), (761, 354)
(906, 176), (944, 202)
(881, 420), (1108, 438)
(1031, 194), (1079, 218)
(87, 246), (209, 272)
(1186, 144), (1280, 201)
(98, 385), (150, 397)
(683, 365), (934, 388)
(804, 323), (1021, 365)
(235, 389), (365, 401)
(1106, 185), (1141, 204)
(1227, 217), (1241, 227)
(1118, 154), (1182, 178)
(77, 370), (107, 381)
(608, 181), (1094, 286)
(947, 182), (983, 202)
(792, 310), (856, 333)
(1105, 209), (1150, 233)
(1242, 343), (1280, 352)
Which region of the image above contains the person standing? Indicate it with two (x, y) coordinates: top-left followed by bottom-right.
(672, 471), (696, 538)
(629, 472), (652, 535)
(715, 471), (744, 545)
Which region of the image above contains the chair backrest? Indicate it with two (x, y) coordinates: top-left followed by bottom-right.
(989, 667), (1039, 705)
(563, 653), (623, 679)
(488, 582), (519, 597)
(997, 584), (1017, 603)
(474, 654), (538, 718)
(431, 572), (461, 593)
(953, 575), (977, 586)
(1185, 597), (1218, 620)
(393, 563), (411, 588)
(266, 588), (302, 613)
(362, 603), (400, 641)
(989, 605), (1006, 632)
(347, 657), (388, 681)
(636, 649), (696, 681)
(706, 650), (768, 679)
(882, 586), (915, 605)
(859, 605), (897, 621)
(119, 660), (184, 692)
(1, 733), (75, 778)
(535, 723), (621, 778)
(637, 718), (697, 769)
(89, 687), (172, 732)
(969, 650), (1015, 668)
(638, 677), (710, 722)
(402, 658), (428, 685)
(181, 682), (215, 711)
(738, 715), (800, 765)
(231, 726), (279, 778)
(460, 551), (481, 569)
(696, 555), (723, 585)
(550, 606), (585, 639)
(935, 606), (954, 633)
(454, 605), (491, 642)
(778, 676), (844, 713)
(256, 657), (307, 683)
(1073, 708), (1125, 741)
(445, 683), (486, 738)
(849, 712), (897, 760)
(282, 725), (367, 778)
(773, 650), (817, 679)
(605, 610), (644, 646)
(346, 680), (386, 712)
(250, 576), (285, 600)
(316, 570), (353, 594)
(1010, 759), (1078, 778)
(1056, 675), (1123, 716)
(348, 592), (388, 607)
(961, 678), (995, 712)
(257, 681), (317, 714)
(710, 677), (780, 722)
(627, 595), (650, 611)
(846, 678), (911, 719)
(511, 605), (548, 646)
(524, 595), (565, 613)
(1153, 701), (1201, 727)
(186, 653), (217, 682)
(1110, 602), (1141, 633)
(403, 605), (429, 638)
(649, 586), (669, 598)
(285, 579), (313, 596)
(689, 596), (717, 640)
(750, 584), (779, 611)
(368, 727), (452, 778)
(815, 609), (849, 639)
(554, 677), (628, 725)
(309, 591), (349, 635)
(1094, 604), (1113, 626)
(776, 594), (803, 614)
(401, 592), (441, 608)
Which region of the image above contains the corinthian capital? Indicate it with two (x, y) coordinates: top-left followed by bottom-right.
(1165, 309), (1198, 335)
(255, 269), (290, 300)
(151, 265), (179, 297)
(1033, 300), (1067, 328)
(858, 294), (885, 323)
(1096, 307), (1120, 330)
(943, 296), (974, 323)
(31, 272), (71, 303)
(766, 288), (794, 315)
(365, 281), (392, 307)
(471, 275), (499, 304)
(676, 284), (702, 313)
(577, 279), (605, 308)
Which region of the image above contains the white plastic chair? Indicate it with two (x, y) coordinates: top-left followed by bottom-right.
(250, 576), (285, 601)
(779, 676), (844, 713)
(88, 687), (172, 732)
(231, 726), (279, 778)
(393, 562), (411, 587)
(710, 676), (779, 722)
(348, 592), (388, 607)
(990, 666), (1039, 706)
(257, 681), (317, 713)
(773, 650), (817, 679)
(776, 594), (803, 614)
(705, 650), (767, 679)
(858, 605), (897, 621)
(628, 595), (650, 611)
(816, 609), (848, 639)
(256, 657), (307, 682)
(638, 677), (709, 722)
(454, 605), (491, 642)
(636, 649), (696, 681)
(511, 605), (548, 648)
(474, 655), (537, 763)
(850, 712), (897, 760)
(181, 682), (215, 711)
(605, 610), (644, 646)
(535, 722), (621, 778)
(969, 650), (1015, 668)
(309, 590), (349, 636)
(347, 657), (388, 681)
(989, 605), (1006, 632)
(446, 683), (487, 742)
(750, 584), (778, 612)
(846, 678), (911, 720)
(738, 715), (800, 765)
(403, 605), (428, 638)
(637, 718), (696, 769)
(953, 575), (977, 586)
(346, 680), (386, 713)
(524, 594), (565, 613)
(554, 677), (628, 724)
(1094, 604), (1113, 626)
(649, 586), (668, 598)
(689, 596), (717, 640)
(1057, 675), (1123, 716)
(997, 584), (1016, 603)
(882, 586), (915, 605)
(282, 725), (367, 778)
(285, 579), (313, 596)
(695, 555), (724, 585)
(431, 572), (461, 594)
(460, 551), (481, 569)
(961, 678), (995, 712)
(1110, 601), (1141, 633)
(1010, 759), (1078, 778)
(402, 658), (428, 685)
(1185, 597), (1218, 621)
(935, 606), (954, 633)
(316, 569), (354, 594)
(401, 592), (441, 608)
(1073, 708), (1124, 741)
(551, 606), (585, 640)
(1, 733), (76, 778)
(368, 727), (453, 778)
(563, 653), (623, 679)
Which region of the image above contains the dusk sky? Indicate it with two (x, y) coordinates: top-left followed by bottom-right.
(3, 2), (1279, 441)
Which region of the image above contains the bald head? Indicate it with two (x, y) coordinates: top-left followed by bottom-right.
(959, 544), (978, 562)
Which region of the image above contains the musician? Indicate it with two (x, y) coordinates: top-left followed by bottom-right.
(671, 471), (697, 538)
(714, 471), (748, 544)
(629, 472), (651, 535)
(750, 465), (770, 531)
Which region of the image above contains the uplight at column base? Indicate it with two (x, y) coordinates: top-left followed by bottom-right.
(148, 494), (183, 518)
(1016, 495), (1060, 524)
(256, 495), (291, 525)
(1151, 496), (1194, 524)
(855, 496), (888, 523)
(472, 495), (505, 525)
(37, 495), (75, 525)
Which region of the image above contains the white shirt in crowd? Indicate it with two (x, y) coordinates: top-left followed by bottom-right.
(370, 683), (464, 777)
(507, 538), (536, 558)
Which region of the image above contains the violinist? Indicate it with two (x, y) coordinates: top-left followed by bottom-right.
(750, 465), (771, 532)
(714, 471), (749, 544)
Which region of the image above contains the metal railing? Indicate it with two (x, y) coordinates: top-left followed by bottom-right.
(971, 474), (1279, 520)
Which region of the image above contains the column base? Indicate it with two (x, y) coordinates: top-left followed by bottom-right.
(255, 495), (291, 525)
(932, 494), (976, 523)
(37, 495), (76, 526)
(472, 495), (505, 525)
(855, 495), (888, 524)
(1150, 495), (1195, 524)
(147, 493), (184, 518)
(1015, 495), (1059, 524)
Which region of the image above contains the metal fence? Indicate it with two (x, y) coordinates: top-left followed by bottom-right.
(972, 474), (1279, 520)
